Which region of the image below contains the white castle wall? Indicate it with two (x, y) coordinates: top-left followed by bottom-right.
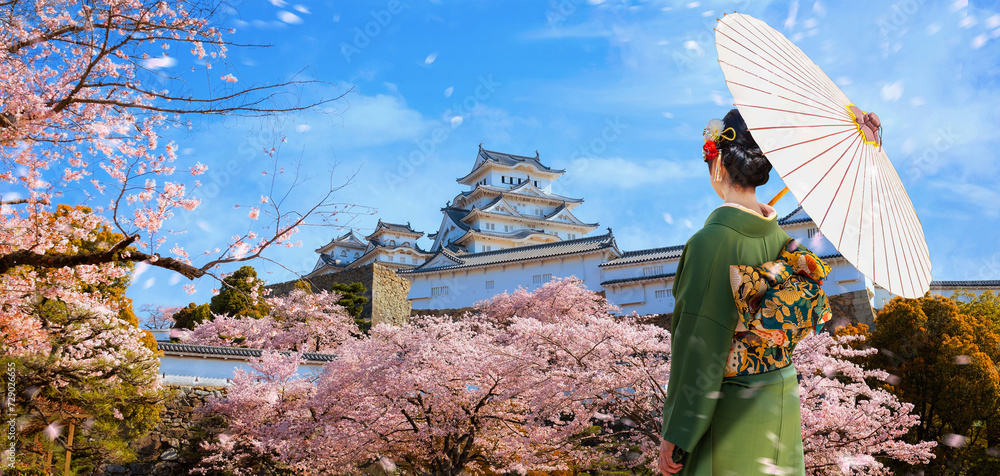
(409, 253), (608, 310)
(158, 351), (327, 386)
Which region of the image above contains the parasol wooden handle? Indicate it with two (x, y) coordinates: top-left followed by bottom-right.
(768, 186), (790, 207)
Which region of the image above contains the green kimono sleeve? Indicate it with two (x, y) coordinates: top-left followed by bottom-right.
(660, 228), (738, 453)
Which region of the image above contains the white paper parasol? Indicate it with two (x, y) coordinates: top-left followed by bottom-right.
(715, 12), (931, 299)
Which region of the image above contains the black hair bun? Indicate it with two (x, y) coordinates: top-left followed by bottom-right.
(719, 108), (771, 188)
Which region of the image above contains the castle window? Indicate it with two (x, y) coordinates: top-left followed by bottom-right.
(484, 245), (492, 252)
(502, 176), (507, 184)
(807, 227), (819, 239)
(534, 181), (539, 187)
(404, 241), (410, 246)
(389, 239), (396, 246)
(532, 273), (552, 285)
(432, 286), (449, 296)
(354, 252), (360, 258)
(643, 265), (664, 276)
(568, 233), (577, 239)
(486, 280), (495, 290)
(655, 289), (673, 299)
(340, 250), (347, 257)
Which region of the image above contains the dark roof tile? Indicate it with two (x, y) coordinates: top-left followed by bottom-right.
(158, 342), (336, 362)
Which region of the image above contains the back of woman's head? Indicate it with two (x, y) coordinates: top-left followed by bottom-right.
(719, 108), (771, 188)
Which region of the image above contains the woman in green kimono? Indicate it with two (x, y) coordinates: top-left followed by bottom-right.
(658, 108), (828, 476)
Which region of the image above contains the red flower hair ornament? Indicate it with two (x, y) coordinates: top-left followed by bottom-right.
(702, 118), (736, 181)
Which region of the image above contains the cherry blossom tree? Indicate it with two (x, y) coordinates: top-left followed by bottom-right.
(137, 303), (181, 329)
(199, 279), (673, 475)
(0, 0), (356, 280)
(5, 282), (164, 471)
(0, 0), (364, 471)
(199, 279), (936, 475)
(184, 289), (359, 353)
(795, 332), (937, 475)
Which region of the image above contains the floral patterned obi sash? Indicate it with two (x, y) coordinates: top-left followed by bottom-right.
(724, 239), (833, 378)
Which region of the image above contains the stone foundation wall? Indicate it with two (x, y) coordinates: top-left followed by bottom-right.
(371, 263), (412, 326)
(269, 263), (411, 326)
(96, 385), (226, 476)
(826, 289), (876, 332)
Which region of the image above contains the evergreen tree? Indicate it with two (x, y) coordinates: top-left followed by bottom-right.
(868, 294), (1000, 475)
(209, 266), (270, 319)
(330, 282), (368, 318)
(172, 302), (213, 330)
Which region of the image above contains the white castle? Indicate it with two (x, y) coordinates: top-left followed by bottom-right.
(306, 144), (889, 317)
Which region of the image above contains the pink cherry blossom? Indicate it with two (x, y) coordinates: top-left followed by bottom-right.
(200, 279), (935, 475)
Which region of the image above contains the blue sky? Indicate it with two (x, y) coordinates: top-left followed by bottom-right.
(123, 0), (1000, 312)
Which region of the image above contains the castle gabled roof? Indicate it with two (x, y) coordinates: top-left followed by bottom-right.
(405, 232), (619, 274)
(456, 183), (583, 208)
(457, 145), (566, 184)
(460, 198), (598, 231)
(366, 219), (424, 241)
(451, 228), (561, 246)
(316, 230), (368, 252)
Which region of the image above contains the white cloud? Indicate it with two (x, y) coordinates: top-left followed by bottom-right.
(813, 1), (827, 17)
(684, 219), (694, 229)
(929, 180), (1000, 217)
(424, 52), (439, 65)
(784, 0), (799, 30)
(450, 116), (464, 127)
(296, 124), (311, 133)
(880, 81), (904, 102)
(278, 11), (303, 24)
(311, 91), (435, 149)
(293, 4), (310, 14)
(662, 212), (674, 225)
(567, 157), (702, 188)
(444, 87), (454, 97)
(143, 55), (177, 69)
(268, 0), (286, 6)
